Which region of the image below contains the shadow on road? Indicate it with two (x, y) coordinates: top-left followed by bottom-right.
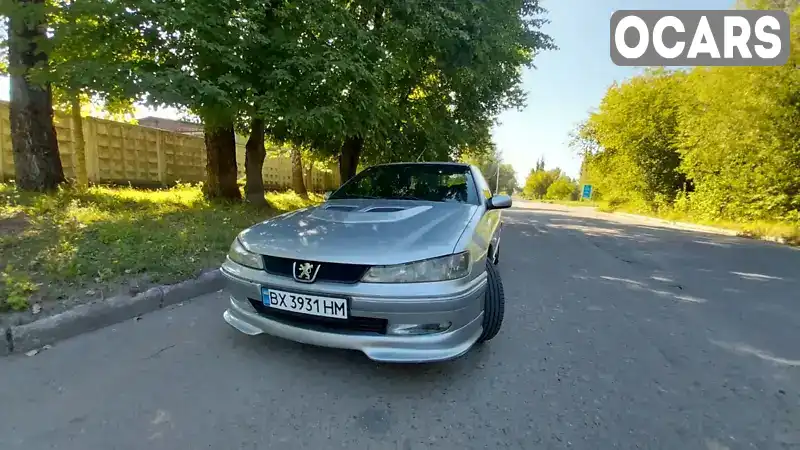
(504, 206), (800, 370)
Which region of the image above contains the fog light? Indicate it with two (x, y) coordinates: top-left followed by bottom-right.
(390, 323), (451, 335)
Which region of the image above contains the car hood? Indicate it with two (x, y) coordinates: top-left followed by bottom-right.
(239, 199), (477, 265)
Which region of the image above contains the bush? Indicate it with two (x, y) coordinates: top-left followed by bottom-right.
(545, 178), (578, 201)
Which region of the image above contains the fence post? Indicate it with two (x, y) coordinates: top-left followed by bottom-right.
(0, 112), (5, 181)
(156, 130), (166, 185)
(306, 162), (314, 192)
(84, 119), (99, 183)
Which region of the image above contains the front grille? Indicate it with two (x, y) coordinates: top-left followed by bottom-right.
(262, 256), (369, 284)
(248, 299), (388, 335)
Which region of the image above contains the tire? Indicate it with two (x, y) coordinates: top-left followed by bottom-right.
(477, 260), (505, 343)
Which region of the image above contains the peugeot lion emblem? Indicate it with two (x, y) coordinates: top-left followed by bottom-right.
(293, 261), (321, 283)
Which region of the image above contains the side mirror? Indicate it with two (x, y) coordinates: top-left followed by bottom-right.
(487, 194), (512, 210)
(323, 191), (332, 201)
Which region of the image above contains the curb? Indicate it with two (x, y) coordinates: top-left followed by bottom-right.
(2, 269), (224, 357)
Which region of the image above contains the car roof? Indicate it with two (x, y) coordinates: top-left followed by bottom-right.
(368, 161), (472, 169)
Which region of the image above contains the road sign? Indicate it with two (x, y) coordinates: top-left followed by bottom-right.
(581, 184), (593, 200)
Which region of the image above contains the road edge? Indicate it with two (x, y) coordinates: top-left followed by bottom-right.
(512, 200), (793, 246)
(609, 212), (791, 245)
(2, 269), (224, 356)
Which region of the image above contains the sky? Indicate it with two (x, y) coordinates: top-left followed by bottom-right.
(491, 0), (734, 183)
(0, 0), (736, 184)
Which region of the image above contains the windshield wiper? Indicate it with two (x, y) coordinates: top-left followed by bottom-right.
(389, 195), (426, 201)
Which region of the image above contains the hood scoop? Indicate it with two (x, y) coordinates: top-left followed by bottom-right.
(310, 204), (433, 224)
(322, 204), (408, 213)
(363, 206), (406, 213)
(324, 204), (360, 212)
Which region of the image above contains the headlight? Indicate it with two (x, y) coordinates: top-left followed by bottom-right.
(362, 252), (471, 283)
(227, 238), (264, 269)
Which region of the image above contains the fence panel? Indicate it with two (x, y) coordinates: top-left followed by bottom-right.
(0, 101), (341, 190)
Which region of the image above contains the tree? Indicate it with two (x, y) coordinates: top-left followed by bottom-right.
(583, 69), (687, 209)
(125, 0), (267, 200)
(376, 0), (555, 171)
(240, 0), (349, 198)
(545, 176), (578, 201)
(42, 0), (144, 188)
(291, 147), (308, 198)
(4, 0), (65, 191)
(5, 0), (555, 198)
(677, 67), (800, 221)
(521, 157), (562, 200)
(264, 0), (555, 182)
(461, 145), (518, 194)
(496, 164), (519, 195)
(577, 3), (800, 220)
(243, 116), (266, 204)
(245, 0), (387, 185)
(23, 0), (144, 186)
(522, 167), (560, 200)
(736, 0), (798, 11)
(673, 3), (800, 221)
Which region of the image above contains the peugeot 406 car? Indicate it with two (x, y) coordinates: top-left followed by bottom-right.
(221, 162), (511, 363)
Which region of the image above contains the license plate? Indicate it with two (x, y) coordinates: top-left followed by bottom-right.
(261, 288), (348, 319)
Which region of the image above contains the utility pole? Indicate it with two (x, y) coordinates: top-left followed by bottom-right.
(495, 162), (501, 194)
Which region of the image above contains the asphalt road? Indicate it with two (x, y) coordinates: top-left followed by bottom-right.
(2, 201), (799, 450)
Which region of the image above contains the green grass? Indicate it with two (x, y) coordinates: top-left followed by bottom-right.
(520, 195), (799, 245)
(597, 202), (800, 246)
(0, 182), (321, 312)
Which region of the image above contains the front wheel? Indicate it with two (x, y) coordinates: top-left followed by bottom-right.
(477, 261), (505, 343)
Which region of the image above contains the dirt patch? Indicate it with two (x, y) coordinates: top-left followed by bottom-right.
(0, 271), (174, 329)
(0, 212), (30, 237)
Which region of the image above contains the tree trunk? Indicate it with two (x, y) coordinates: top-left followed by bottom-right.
(69, 93), (88, 188)
(203, 120), (240, 200)
(338, 135), (363, 184)
(8, 0), (65, 192)
(244, 117), (266, 205)
(306, 162), (314, 192)
(291, 147), (308, 199)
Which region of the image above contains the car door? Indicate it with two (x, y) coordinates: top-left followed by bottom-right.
(471, 166), (503, 263)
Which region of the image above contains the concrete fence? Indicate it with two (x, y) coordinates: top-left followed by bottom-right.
(0, 101), (340, 192)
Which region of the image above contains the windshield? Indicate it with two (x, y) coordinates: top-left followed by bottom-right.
(329, 164), (480, 205)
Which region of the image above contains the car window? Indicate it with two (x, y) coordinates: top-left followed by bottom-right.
(330, 164), (481, 205)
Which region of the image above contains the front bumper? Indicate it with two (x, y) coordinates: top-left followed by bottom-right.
(220, 261), (487, 363)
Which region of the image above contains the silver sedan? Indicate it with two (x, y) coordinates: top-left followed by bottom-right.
(221, 162), (510, 363)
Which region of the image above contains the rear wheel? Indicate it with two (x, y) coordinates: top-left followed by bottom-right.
(477, 261), (505, 343)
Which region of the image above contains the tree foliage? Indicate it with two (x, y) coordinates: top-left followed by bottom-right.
(522, 164), (561, 200)
(461, 145), (519, 194)
(3, 0), (65, 191)
(545, 176), (578, 201)
(45, 0), (144, 110)
(262, 0), (556, 181)
(2, 0), (555, 196)
(578, 4), (800, 222)
(521, 160), (577, 201)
